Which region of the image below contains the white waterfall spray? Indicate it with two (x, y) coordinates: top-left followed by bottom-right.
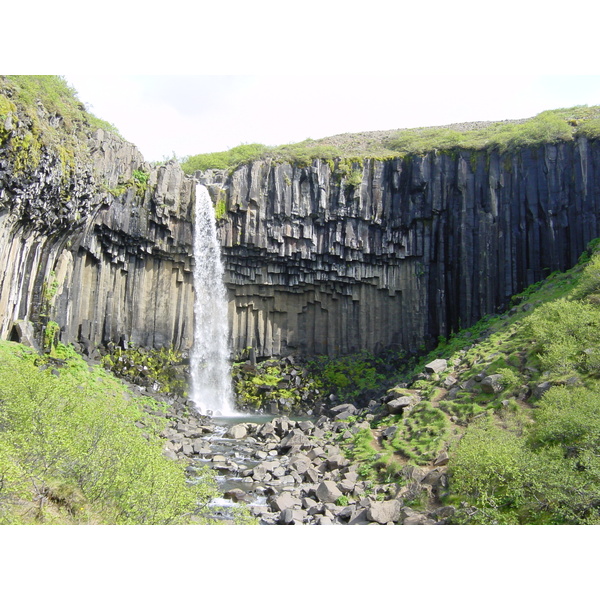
(190, 183), (235, 416)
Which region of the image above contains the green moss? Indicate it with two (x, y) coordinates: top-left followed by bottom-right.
(384, 402), (449, 465)
(101, 345), (187, 395)
(43, 321), (60, 353)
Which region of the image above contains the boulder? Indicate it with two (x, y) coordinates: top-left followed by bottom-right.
(331, 403), (357, 415)
(382, 426), (398, 440)
(327, 454), (349, 469)
(279, 429), (310, 450)
(347, 507), (370, 525)
(257, 422), (276, 438)
(279, 508), (306, 524)
(532, 381), (552, 399)
(338, 479), (356, 494)
(386, 397), (414, 415)
(269, 491), (298, 512)
(304, 467), (320, 484)
(223, 489), (250, 503)
(403, 514), (430, 525)
(425, 359), (447, 374)
(481, 374), (504, 394)
(289, 455), (312, 475)
(297, 420), (315, 433)
(10, 320), (38, 349)
(334, 410), (356, 421)
(316, 481), (342, 503)
(367, 500), (402, 524)
(225, 424), (248, 439)
(272, 466), (286, 478)
(433, 451), (450, 467)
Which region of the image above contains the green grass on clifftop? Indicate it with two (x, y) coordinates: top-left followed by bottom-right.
(181, 105), (600, 173)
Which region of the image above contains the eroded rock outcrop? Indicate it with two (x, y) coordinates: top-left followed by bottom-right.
(0, 103), (197, 352)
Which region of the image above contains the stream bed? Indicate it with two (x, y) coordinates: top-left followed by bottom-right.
(193, 415), (278, 522)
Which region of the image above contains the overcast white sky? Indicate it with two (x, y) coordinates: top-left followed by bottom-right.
(5, 1), (599, 165)
(62, 74), (600, 163)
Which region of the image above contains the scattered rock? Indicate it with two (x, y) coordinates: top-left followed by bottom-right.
(481, 374), (504, 394)
(425, 359), (448, 374)
(367, 500), (402, 524)
(433, 451), (450, 467)
(316, 481), (342, 503)
(386, 396), (414, 415)
(225, 424), (248, 439)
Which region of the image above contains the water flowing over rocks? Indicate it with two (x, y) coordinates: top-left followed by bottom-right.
(156, 394), (458, 525)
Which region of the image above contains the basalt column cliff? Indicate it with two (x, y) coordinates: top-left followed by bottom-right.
(0, 109), (197, 353)
(206, 139), (600, 358)
(1, 80), (600, 359)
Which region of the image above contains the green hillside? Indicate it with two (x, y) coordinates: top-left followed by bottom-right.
(0, 341), (217, 524)
(339, 238), (600, 524)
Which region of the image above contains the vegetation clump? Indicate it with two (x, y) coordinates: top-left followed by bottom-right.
(101, 345), (187, 396)
(438, 239), (600, 523)
(333, 237), (600, 525)
(0, 340), (216, 524)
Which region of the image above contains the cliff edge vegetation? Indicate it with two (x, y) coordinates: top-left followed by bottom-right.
(181, 105), (600, 173)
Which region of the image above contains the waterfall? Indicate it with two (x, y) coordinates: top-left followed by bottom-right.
(190, 183), (235, 416)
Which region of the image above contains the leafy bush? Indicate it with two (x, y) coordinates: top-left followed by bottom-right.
(0, 340), (216, 524)
(307, 351), (387, 404)
(450, 389), (600, 525)
(529, 384), (600, 453)
(573, 251), (600, 298)
(524, 298), (600, 376)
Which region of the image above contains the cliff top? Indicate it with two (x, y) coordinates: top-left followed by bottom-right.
(0, 76), (122, 162)
(181, 105), (600, 174)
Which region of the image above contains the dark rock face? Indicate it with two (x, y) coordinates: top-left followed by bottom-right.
(1, 104), (600, 362)
(0, 123), (196, 352)
(206, 138), (600, 357)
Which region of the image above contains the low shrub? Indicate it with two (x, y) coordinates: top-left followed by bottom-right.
(0, 340), (216, 524)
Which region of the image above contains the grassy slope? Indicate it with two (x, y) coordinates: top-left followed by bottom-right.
(0, 341), (218, 524)
(340, 240), (600, 523)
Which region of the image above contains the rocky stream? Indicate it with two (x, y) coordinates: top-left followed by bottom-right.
(156, 392), (456, 526)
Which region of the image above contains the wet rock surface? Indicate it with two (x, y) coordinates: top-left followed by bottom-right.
(155, 391), (456, 525)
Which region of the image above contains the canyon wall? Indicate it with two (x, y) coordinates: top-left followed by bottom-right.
(1, 91), (599, 359)
(0, 117), (196, 353)
(208, 138), (600, 357)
